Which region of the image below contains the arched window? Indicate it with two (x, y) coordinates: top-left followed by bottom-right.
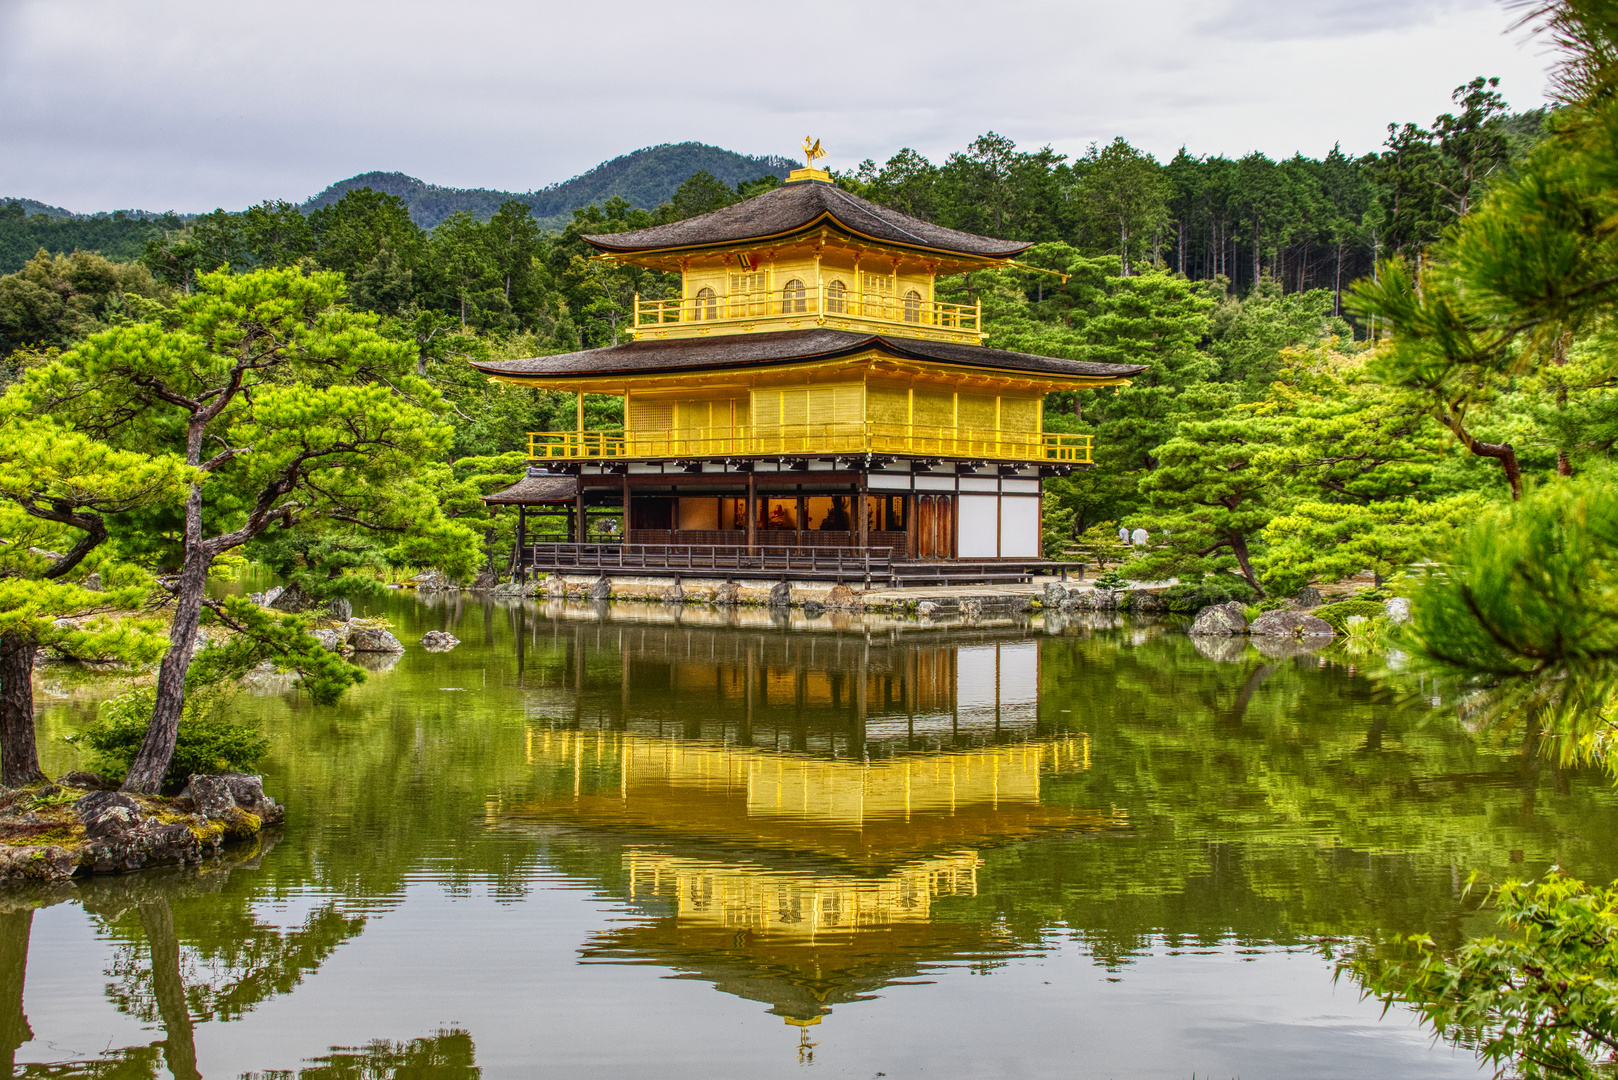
(826, 279), (846, 314)
(903, 289), (923, 323)
(695, 286), (718, 321)
(782, 278), (807, 314)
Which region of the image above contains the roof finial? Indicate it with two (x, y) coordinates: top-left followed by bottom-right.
(802, 137), (826, 170)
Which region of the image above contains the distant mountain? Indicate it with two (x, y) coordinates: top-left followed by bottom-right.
(0, 198), (172, 222)
(0, 142), (796, 272)
(300, 142), (795, 230)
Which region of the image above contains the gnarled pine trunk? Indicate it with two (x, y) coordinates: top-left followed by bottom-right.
(0, 636), (43, 789)
(120, 545), (211, 794)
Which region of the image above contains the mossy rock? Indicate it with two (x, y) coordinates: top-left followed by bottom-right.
(1313, 599), (1388, 632)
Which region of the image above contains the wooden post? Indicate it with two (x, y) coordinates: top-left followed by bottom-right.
(516, 504), (527, 583)
(621, 473), (631, 544)
(746, 473), (757, 554)
(575, 489), (586, 543)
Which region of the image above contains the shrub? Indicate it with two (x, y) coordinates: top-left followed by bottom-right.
(1314, 599), (1387, 632)
(71, 688), (270, 793)
(1157, 573), (1257, 614)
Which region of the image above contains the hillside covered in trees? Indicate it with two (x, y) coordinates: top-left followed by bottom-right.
(0, 143), (794, 271)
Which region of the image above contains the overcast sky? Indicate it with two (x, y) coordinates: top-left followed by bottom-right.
(0, 0), (1556, 214)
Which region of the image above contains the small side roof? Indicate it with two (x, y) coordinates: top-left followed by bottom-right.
(481, 474), (579, 505)
(471, 329), (1145, 383)
(585, 179), (1032, 261)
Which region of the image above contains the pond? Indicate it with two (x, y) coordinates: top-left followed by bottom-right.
(21, 591), (1618, 1079)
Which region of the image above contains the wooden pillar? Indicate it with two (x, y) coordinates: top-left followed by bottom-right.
(621, 473), (631, 543)
(746, 473), (757, 554)
(516, 504), (527, 583)
(575, 489), (586, 543)
(905, 492), (917, 559)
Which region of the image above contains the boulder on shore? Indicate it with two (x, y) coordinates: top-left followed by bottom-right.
(1293, 586), (1324, 609)
(1384, 597), (1413, 625)
(348, 627), (405, 653)
(1249, 609), (1335, 638)
(0, 774), (287, 881)
(468, 571), (498, 592)
(421, 631), (461, 652)
(1190, 602), (1248, 636)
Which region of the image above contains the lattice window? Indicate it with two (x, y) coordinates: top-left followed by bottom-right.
(782, 278), (807, 314)
(826, 279), (847, 313)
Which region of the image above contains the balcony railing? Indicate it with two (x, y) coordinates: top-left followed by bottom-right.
(634, 286), (982, 340)
(527, 425), (1092, 464)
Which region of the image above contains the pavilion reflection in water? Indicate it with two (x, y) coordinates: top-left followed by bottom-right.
(502, 619), (1115, 1036)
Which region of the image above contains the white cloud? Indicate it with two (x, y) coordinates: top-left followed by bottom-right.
(0, 0), (1556, 212)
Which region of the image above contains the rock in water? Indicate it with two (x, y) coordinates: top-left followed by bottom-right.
(268, 585), (318, 612)
(802, 600), (826, 617)
(412, 569), (450, 591)
(1190, 602), (1247, 636)
(181, 774), (286, 826)
(768, 582), (791, 608)
(349, 627), (405, 653)
(1131, 591), (1167, 613)
(326, 597), (353, 620)
(421, 631), (461, 651)
(1384, 597), (1412, 625)
(660, 580), (685, 604)
(256, 585), (285, 608)
(714, 581), (740, 607)
(588, 576), (612, 601)
(960, 598), (983, 619)
(1249, 610), (1336, 638)
(469, 571), (498, 592)
(1042, 581), (1066, 607)
(311, 628), (346, 651)
(1294, 586), (1323, 608)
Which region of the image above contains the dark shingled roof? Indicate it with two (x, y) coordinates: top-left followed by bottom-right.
(481, 474), (579, 504)
(585, 179), (1032, 259)
(471, 329), (1145, 382)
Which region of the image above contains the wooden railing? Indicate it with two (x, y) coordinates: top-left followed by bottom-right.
(522, 542), (894, 581)
(527, 426), (1092, 464)
(634, 286), (981, 341)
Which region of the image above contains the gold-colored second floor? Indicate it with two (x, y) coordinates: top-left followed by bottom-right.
(635, 256), (982, 346)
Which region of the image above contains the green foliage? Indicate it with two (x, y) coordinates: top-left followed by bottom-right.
(1312, 599), (1388, 632)
(1130, 402), (1286, 595)
(191, 597), (364, 706)
(1398, 472), (1618, 765)
(1156, 573), (1257, 613)
(1093, 569), (1129, 591)
(76, 687), (269, 791)
(1349, 873), (1618, 1079)
(0, 250), (166, 355)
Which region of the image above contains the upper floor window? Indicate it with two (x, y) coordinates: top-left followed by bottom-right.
(694, 286), (718, 321)
(903, 289), (923, 323)
(729, 272), (767, 296)
(782, 278), (807, 314)
(826, 280), (847, 314)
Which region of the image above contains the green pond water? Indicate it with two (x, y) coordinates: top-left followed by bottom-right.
(18, 590), (1618, 1079)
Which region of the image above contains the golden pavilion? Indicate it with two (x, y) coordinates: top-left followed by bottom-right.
(475, 152), (1145, 580)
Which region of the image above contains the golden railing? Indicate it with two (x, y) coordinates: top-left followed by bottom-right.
(635, 286), (981, 336)
(527, 426), (1092, 464)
